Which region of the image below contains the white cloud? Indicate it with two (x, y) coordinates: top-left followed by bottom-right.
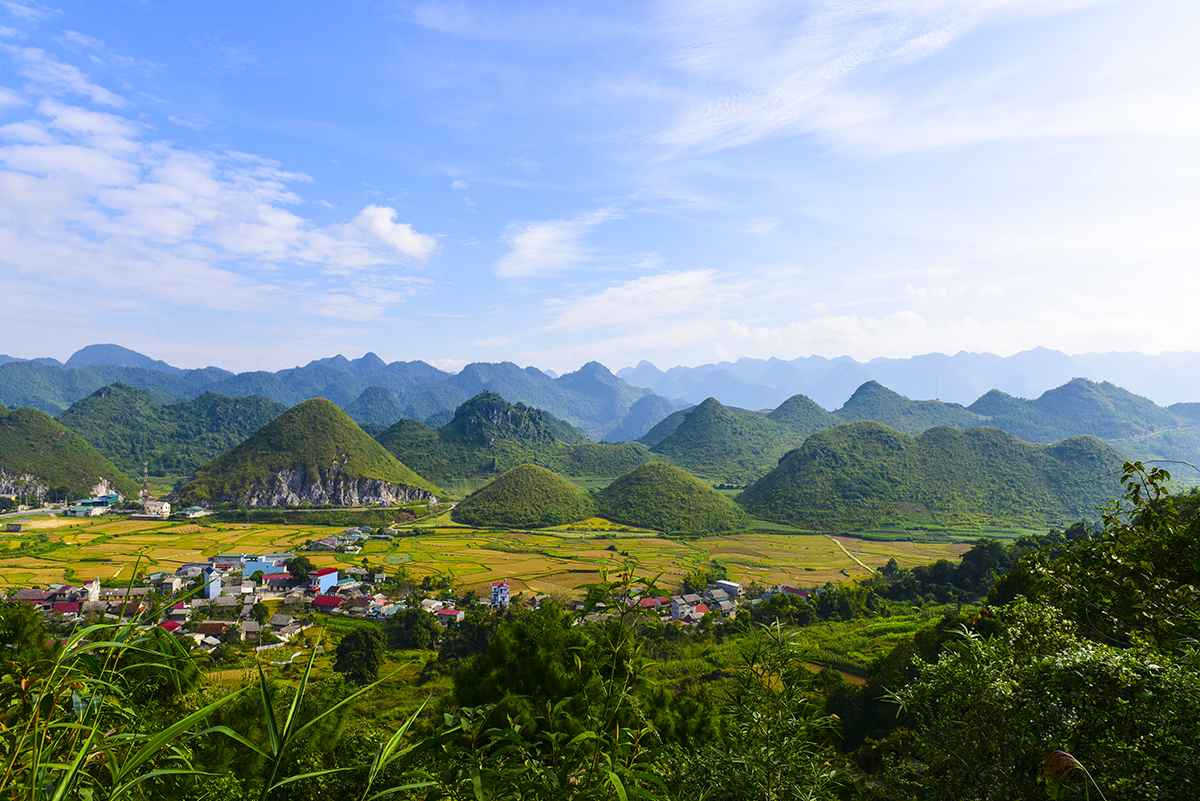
(546, 270), (720, 333)
(451, 179), (468, 189)
(509, 156), (540, 174)
(494, 207), (621, 278)
(0, 98), (439, 323)
(429, 357), (467, 373)
(343, 204), (438, 261)
(6, 46), (128, 106)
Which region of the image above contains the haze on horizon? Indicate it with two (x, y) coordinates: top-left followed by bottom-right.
(1, 1), (1197, 377)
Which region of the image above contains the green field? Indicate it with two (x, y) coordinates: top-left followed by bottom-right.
(0, 513), (971, 596)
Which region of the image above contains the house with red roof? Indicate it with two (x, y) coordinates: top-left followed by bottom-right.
(491, 580), (510, 608)
(308, 568), (339, 594)
(312, 594), (343, 612)
(436, 608), (465, 626)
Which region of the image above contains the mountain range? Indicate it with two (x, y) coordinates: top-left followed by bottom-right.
(617, 348), (1200, 409)
(5, 344), (1200, 443)
(0, 344), (659, 441)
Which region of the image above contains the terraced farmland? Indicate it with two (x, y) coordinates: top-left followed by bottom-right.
(0, 513), (971, 596)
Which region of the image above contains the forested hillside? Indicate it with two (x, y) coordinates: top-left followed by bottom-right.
(738, 421), (1127, 530)
(0, 406), (139, 498)
(376, 393), (657, 485)
(451, 464), (598, 528)
(55, 383), (287, 478)
(638, 396), (836, 484)
(597, 462), (749, 533)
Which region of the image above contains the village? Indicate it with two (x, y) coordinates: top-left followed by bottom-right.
(3, 531), (821, 659)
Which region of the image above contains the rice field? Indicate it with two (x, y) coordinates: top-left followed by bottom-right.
(0, 513), (972, 596)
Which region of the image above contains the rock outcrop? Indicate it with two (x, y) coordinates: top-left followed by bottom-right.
(0, 471), (48, 500)
(172, 466), (437, 508)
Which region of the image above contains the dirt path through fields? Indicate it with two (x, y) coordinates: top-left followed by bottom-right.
(825, 535), (873, 573)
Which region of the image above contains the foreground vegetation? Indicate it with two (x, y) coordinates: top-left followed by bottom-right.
(2, 462), (1195, 799)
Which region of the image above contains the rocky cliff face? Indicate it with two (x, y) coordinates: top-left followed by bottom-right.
(0, 473), (124, 500)
(0, 471), (48, 499)
(173, 466), (437, 508)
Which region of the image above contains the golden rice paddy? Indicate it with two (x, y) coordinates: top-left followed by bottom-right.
(0, 513), (971, 597)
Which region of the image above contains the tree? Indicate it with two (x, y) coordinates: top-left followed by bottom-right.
(286, 555), (316, 582)
(387, 607), (440, 650)
(333, 627), (386, 685)
(251, 602), (270, 626)
(892, 600), (1200, 799)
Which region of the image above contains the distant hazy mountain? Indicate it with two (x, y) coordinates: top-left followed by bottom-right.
(404, 360), (653, 440)
(345, 386), (404, 428)
(603, 394), (682, 442)
(0, 345), (659, 441)
(618, 348), (1200, 408)
(64, 343), (187, 376)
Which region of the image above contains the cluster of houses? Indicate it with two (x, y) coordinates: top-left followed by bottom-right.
(53, 493), (210, 520)
(61, 493), (124, 518)
(304, 527), (393, 554)
(625, 579), (745, 624)
(416, 580), (511, 627)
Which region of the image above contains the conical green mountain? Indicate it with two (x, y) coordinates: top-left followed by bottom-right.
(598, 462), (749, 534)
(767, 393), (838, 434)
(0, 407), (139, 499)
(172, 398), (438, 507)
(833, 380), (981, 433)
(644, 397), (811, 485)
(376, 392), (656, 485)
(738, 421), (1127, 531)
(451, 464), (598, 529)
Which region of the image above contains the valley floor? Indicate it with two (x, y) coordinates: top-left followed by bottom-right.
(0, 512), (970, 597)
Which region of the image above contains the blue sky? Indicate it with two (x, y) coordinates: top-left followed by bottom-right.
(1, 0), (1197, 374)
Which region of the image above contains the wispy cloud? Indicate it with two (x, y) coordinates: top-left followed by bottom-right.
(546, 269), (720, 333)
(6, 45), (128, 106)
(494, 207), (621, 279)
(644, 0), (1123, 156)
(0, 1), (57, 24)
